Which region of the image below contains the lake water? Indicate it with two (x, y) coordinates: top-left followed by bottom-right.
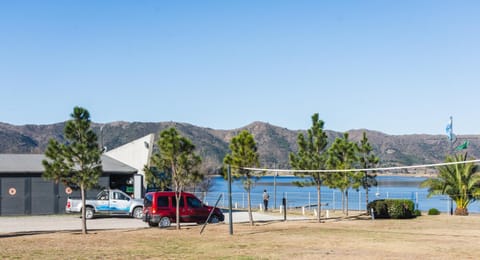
(194, 175), (480, 213)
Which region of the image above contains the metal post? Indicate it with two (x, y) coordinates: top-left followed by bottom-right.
(332, 190), (336, 211)
(358, 191), (361, 211)
(274, 171), (277, 209)
(308, 192), (311, 211)
(282, 193), (286, 221)
(228, 165), (233, 235)
(415, 192), (419, 210)
(242, 193), (245, 208)
(447, 197), (450, 214)
(450, 198), (453, 216)
(200, 194), (223, 234)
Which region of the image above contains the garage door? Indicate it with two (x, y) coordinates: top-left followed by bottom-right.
(31, 177), (56, 215)
(1, 178), (27, 215)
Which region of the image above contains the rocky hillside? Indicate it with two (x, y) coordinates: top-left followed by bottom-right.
(1, 121), (477, 174)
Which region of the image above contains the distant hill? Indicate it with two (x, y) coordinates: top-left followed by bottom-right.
(1, 121), (477, 174)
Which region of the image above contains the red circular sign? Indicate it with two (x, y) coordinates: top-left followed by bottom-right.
(8, 188), (16, 196)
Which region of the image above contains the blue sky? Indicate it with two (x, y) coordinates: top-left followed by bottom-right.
(1, 1), (479, 135)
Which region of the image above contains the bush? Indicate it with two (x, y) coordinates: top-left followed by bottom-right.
(388, 199), (415, 219)
(414, 209), (422, 216)
(367, 200), (388, 218)
(367, 199), (416, 219)
(428, 208), (440, 215)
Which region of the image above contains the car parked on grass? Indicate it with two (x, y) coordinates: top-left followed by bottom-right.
(142, 191), (224, 228)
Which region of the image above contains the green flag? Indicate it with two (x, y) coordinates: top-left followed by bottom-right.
(455, 140), (469, 150)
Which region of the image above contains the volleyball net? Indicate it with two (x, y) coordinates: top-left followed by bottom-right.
(239, 159), (480, 174)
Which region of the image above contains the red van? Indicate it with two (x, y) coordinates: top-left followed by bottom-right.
(142, 191), (224, 228)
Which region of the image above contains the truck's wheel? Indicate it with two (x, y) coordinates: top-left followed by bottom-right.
(159, 217), (171, 228)
(133, 207), (143, 219)
(85, 207), (94, 219)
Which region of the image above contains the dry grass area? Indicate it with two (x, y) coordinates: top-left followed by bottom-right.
(1, 214), (480, 259)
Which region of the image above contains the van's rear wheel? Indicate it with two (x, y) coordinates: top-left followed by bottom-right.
(159, 217), (171, 228)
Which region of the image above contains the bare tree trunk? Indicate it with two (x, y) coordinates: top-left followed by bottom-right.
(81, 186), (87, 235)
(345, 190), (349, 216)
(365, 187), (369, 214)
(172, 163), (181, 230)
(317, 184), (321, 223)
(247, 189), (253, 226)
(175, 190), (181, 230)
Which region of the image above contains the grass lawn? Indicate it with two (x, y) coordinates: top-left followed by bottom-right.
(1, 214), (480, 259)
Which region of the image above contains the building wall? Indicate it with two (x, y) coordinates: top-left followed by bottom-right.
(105, 134), (154, 189)
(0, 176), (110, 216)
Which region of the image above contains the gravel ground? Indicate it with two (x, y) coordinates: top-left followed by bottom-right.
(0, 211), (308, 234)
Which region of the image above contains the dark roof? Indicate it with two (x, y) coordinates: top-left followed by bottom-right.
(0, 154), (137, 174)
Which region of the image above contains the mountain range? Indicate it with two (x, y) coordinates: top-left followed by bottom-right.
(1, 121), (477, 174)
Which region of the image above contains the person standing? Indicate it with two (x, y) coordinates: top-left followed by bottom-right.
(263, 189), (270, 211)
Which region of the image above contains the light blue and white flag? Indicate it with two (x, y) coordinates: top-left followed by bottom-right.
(445, 116), (454, 142)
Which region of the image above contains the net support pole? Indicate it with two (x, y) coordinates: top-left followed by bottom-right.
(228, 165), (233, 235)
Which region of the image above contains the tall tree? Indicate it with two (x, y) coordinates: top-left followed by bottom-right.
(357, 132), (379, 213)
(223, 130), (261, 226)
(289, 113), (328, 222)
(143, 165), (172, 191)
(42, 107), (102, 235)
(421, 152), (480, 215)
(325, 132), (360, 216)
(149, 127), (202, 229)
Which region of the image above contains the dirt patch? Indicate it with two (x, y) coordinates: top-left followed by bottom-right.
(1, 214), (479, 259)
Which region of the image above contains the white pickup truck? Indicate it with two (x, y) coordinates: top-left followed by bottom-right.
(65, 189), (144, 219)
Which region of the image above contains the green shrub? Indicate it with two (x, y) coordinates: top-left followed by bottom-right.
(367, 199), (416, 219)
(428, 208), (440, 215)
(387, 199), (415, 219)
(414, 209), (422, 216)
(367, 200), (388, 218)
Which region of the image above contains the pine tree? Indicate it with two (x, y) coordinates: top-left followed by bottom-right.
(149, 127), (202, 229)
(289, 113), (328, 222)
(325, 132), (360, 216)
(42, 107), (102, 234)
(357, 132), (379, 213)
(223, 130), (261, 226)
